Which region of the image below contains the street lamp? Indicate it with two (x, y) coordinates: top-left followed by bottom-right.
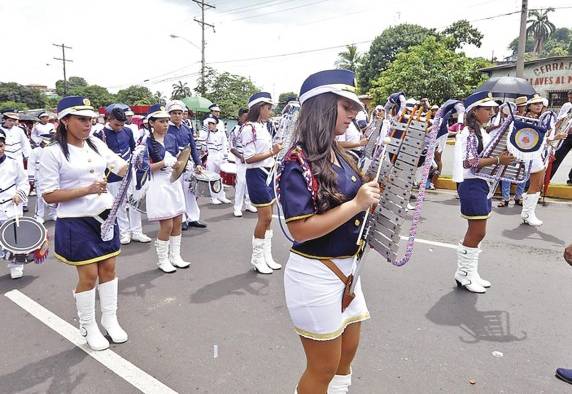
(169, 34), (201, 51)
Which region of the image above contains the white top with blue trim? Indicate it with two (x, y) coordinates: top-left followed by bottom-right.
(240, 122), (275, 169)
(39, 137), (126, 218)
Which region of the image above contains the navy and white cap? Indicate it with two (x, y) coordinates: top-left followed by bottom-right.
(146, 104), (170, 120)
(125, 107), (135, 116)
(0, 129), (5, 141)
(209, 103), (221, 112)
(166, 100), (187, 113)
(56, 96), (98, 120)
(203, 116), (217, 126)
(248, 92), (274, 109)
(299, 69), (362, 108)
(38, 111), (49, 118)
(464, 91), (498, 113)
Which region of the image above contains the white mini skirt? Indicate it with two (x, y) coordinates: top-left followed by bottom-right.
(284, 252), (370, 341)
(146, 170), (186, 221)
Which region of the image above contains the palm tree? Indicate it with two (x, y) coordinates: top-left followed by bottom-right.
(335, 44), (362, 73)
(171, 81), (192, 99)
(527, 8), (556, 55)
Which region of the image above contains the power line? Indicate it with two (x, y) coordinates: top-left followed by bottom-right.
(216, 0), (294, 15)
(227, 0), (331, 22)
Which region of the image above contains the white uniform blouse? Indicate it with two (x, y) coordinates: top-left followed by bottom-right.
(0, 156), (29, 221)
(240, 122), (275, 169)
(453, 126), (491, 183)
(1, 126), (31, 164)
(39, 138), (126, 218)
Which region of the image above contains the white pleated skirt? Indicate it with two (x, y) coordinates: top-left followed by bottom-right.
(145, 170), (186, 221)
(284, 252), (370, 341)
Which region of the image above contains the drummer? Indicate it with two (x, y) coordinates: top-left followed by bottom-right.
(40, 96), (131, 351)
(0, 129), (30, 279)
(200, 116), (231, 205)
(166, 100), (207, 230)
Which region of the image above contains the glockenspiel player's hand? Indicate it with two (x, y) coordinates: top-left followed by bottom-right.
(499, 151), (515, 165)
(12, 194), (22, 205)
(354, 180), (381, 211)
(87, 180), (108, 195)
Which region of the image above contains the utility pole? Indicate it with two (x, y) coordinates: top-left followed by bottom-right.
(53, 43), (73, 95)
(193, 0), (215, 96)
(516, 0), (528, 78)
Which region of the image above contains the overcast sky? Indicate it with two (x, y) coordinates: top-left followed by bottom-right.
(2, 0), (572, 101)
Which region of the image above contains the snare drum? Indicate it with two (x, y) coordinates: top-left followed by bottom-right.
(189, 170), (223, 197)
(0, 216), (49, 264)
(219, 162), (237, 186)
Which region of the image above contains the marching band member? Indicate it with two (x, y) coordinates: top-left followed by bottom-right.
(453, 91), (514, 294)
(29, 133), (57, 224)
(166, 100), (206, 230)
(241, 92), (282, 274)
(40, 96), (131, 351)
(95, 107), (151, 245)
(124, 107), (143, 143)
(550, 91), (572, 184)
(229, 108), (257, 217)
(520, 94), (552, 226)
(145, 104), (190, 273)
(31, 111), (55, 146)
(209, 103), (226, 137)
(201, 116), (231, 205)
(278, 69), (380, 394)
(0, 129), (30, 279)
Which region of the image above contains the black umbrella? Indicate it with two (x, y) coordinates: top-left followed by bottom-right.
(475, 76), (536, 99)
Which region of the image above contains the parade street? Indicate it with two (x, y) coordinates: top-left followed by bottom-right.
(0, 190), (570, 394)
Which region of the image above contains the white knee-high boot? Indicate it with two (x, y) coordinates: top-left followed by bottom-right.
(472, 246), (491, 288)
(98, 277), (128, 343)
(155, 239), (176, 273)
(75, 288), (109, 351)
(521, 192), (543, 226)
(454, 244), (486, 293)
(263, 230), (282, 270)
(251, 237), (272, 274)
(327, 373), (352, 393)
(169, 235), (190, 268)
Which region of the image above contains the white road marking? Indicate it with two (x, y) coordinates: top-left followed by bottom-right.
(4, 290), (178, 394)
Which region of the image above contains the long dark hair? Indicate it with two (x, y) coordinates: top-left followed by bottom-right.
(293, 93), (362, 213)
(55, 116), (99, 160)
(465, 109), (484, 152)
(247, 102), (267, 123)
(147, 117), (165, 162)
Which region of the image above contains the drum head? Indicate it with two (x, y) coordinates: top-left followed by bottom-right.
(211, 179), (222, 194)
(220, 162), (237, 174)
(0, 217), (47, 254)
(170, 147), (192, 183)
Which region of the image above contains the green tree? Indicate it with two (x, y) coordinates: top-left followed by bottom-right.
(70, 84), (115, 109)
(201, 69), (259, 118)
(335, 44), (362, 73)
(0, 101), (28, 112)
(508, 27), (572, 57)
(0, 82), (46, 108)
(527, 8), (556, 54)
(358, 24), (436, 93)
(442, 20), (484, 50)
(55, 76), (88, 96)
(194, 66), (217, 96)
(171, 81), (192, 100)
(275, 91), (298, 114)
(369, 36), (490, 106)
(115, 85), (155, 106)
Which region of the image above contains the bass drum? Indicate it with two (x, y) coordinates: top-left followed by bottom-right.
(0, 216), (49, 264)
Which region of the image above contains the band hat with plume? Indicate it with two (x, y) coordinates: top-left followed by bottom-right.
(56, 96), (97, 120)
(299, 69), (362, 109)
(464, 91), (498, 113)
(146, 104), (170, 120)
(248, 92), (274, 109)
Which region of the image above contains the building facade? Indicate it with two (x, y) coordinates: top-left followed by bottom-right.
(481, 56), (572, 107)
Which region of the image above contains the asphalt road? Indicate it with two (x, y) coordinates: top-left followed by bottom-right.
(1, 190), (571, 394)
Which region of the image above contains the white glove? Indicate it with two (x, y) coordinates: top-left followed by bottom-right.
(163, 155), (177, 168)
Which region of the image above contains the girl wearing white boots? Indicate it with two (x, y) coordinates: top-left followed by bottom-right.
(241, 92), (282, 274)
(279, 69), (380, 394)
(453, 92), (514, 294)
(144, 105), (190, 273)
(40, 96), (129, 351)
(520, 95), (552, 226)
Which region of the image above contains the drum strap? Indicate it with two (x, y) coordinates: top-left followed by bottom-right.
(319, 259), (355, 313)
